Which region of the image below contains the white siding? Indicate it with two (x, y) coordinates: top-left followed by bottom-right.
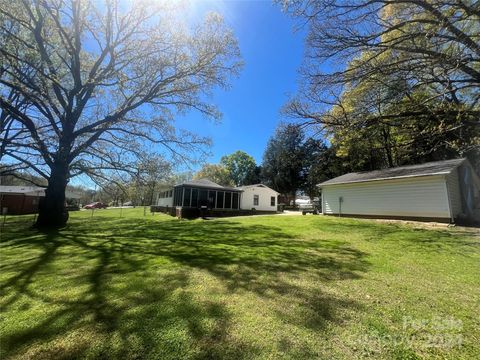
(157, 195), (173, 207)
(239, 186), (278, 211)
(321, 175), (450, 219)
(445, 170), (463, 218)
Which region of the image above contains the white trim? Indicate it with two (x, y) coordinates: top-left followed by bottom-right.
(236, 184), (279, 194)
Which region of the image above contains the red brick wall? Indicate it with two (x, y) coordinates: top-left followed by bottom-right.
(0, 195), (40, 215)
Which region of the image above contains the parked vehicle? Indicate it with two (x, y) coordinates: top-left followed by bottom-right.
(83, 202), (108, 209)
(300, 200), (321, 215)
(65, 204), (80, 211)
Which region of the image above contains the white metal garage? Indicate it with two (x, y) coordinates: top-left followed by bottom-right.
(318, 158), (480, 223)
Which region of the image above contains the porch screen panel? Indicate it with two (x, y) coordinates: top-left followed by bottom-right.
(232, 193), (239, 209)
(173, 188), (177, 206)
(216, 191), (224, 208)
(177, 188), (183, 206)
(191, 189), (198, 207)
(183, 188), (191, 207)
(199, 190), (208, 207)
(224, 192), (232, 209)
(208, 191), (216, 208)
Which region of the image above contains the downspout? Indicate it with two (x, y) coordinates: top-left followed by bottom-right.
(339, 196), (343, 217)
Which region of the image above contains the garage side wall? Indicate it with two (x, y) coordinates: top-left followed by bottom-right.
(321, 175), (450, 220)
(445, 169), (463, 218)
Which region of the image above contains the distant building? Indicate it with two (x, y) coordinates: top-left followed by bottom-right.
(0, 186), (82, 215)
(318, 158), (480, 223)
(0, 186), (44, 215)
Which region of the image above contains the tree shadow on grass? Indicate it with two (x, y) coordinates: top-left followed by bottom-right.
(310, 218), (479, 256)
(0, 216), (370, 359)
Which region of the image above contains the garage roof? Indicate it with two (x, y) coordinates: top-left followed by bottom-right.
(318, 158), (466, 186)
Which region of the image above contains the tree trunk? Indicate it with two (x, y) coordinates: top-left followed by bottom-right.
(382, 127), (394, 167)
(36, 162), (69, 228)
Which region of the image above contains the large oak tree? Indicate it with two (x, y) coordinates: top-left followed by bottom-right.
(0, 0), (241, 227)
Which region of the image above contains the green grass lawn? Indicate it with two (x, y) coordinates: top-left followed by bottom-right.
(1, 209), (479, 359)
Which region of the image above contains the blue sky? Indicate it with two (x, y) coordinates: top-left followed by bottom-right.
(178, 0), (306, 166)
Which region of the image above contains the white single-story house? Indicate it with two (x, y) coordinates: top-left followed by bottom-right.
(318, 158), (480, 223)
(155, 179), (279, 217)
(156, 179), (242, 209)
(236, 184), (279, 211)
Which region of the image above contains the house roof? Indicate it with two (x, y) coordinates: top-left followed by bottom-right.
(318, 158), (466, 186)
(0, 186), (45, 196)
(236, 184), (279, 194)
(176, 179), (241, 192)
(0, 186), (82, 199)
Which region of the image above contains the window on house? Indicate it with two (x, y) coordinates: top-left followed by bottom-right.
(253, 194), (259, 206)
(271, 196), (275, 206)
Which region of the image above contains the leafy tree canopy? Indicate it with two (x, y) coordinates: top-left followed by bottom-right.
(193, 164), (234, 187)
(282, 0), (479, 172)
(220, 150), (258, 186)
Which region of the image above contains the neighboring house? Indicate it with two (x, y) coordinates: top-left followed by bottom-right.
(0, 186), (82, 215)
(236, 184), (279, 212)
(155, 179), (278, 218)
(318, 158), (480, 223)
(0, 186), (44, 215)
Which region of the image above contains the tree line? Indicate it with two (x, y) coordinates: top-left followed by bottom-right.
(282, 0), (479, 172)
